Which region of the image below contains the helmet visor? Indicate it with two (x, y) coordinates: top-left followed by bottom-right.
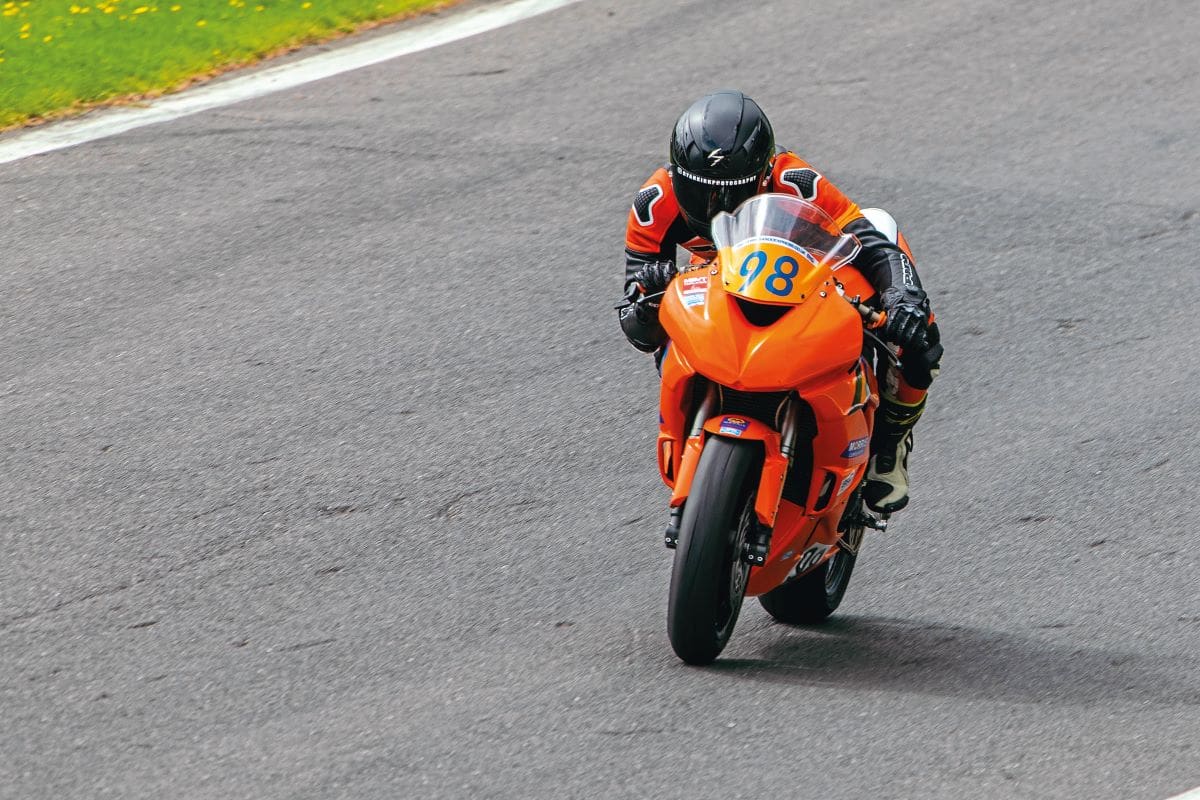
(671, 166), (762, 236)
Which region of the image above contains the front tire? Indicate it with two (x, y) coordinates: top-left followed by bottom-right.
(667, 437), (760, 665)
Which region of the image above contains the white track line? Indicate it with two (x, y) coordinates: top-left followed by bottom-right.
(0, 0), (580, 166)
(1166, 787), (1200, 800)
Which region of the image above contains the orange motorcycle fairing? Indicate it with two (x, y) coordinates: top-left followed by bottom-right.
(660, 269), (864, 393)
(654, 277), (879, 599)
(656, 341), (697, 489)
(656, 351), (878, 599)
(796, 357), (876, 519)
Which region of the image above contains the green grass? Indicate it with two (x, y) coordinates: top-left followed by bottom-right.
(0, 0), (458, 129)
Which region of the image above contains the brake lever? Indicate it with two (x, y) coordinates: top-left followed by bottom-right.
(837, 286), (902, 367)
(613, 290), (666, 310)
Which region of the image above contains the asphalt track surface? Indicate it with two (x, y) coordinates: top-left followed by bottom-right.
(2, 0), (1199, 797)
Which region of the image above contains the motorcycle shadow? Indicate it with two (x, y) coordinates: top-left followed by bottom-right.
(708, 614), (1200, 708)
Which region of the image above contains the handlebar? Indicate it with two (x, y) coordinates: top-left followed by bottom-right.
(613, 289), (665, 311)
(840, 291), (903, 366)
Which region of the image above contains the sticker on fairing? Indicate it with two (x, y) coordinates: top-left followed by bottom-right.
(837, 471), (857, 496)
(789, 543), (830, 578)
(682, 275), (709, 307)
(841, 436), (869, 459)
(718, 416), (750, 436)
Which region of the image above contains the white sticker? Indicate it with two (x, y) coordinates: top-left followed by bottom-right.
(790, 544), (830, 578)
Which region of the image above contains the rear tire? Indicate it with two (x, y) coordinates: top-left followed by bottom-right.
(757, 497), (862, 625)
(667, 437), (759, 665)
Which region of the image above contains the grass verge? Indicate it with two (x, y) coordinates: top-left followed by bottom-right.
(0, 0), (462, 130)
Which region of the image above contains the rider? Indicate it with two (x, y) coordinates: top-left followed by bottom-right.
(618, 90), (943, 514)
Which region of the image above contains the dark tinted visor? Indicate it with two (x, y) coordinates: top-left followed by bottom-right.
(672, 166), (761, 235)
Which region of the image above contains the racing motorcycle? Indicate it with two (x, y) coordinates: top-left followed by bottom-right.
(645, 194), (910, 665)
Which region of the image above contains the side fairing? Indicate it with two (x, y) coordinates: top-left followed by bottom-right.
(656, 343), (697, 487)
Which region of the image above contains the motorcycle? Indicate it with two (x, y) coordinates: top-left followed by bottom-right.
(645, 193), (909, 665)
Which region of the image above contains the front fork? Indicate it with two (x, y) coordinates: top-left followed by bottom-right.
(663, 382), (718, 549)
(664, 390), (805, 569)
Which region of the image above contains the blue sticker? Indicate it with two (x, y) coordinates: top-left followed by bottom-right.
(718, 416), (750, 437)
(841, 436), (869, 458)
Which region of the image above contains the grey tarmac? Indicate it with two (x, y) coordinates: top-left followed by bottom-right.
(1, 0), (1198, 798)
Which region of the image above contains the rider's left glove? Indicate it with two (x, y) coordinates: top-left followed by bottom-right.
(880, 286), (931, 352)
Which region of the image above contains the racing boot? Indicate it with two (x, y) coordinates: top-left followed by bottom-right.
(864, 396), (925, 514)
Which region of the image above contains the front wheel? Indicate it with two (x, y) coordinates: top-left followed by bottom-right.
(667, 437), (760, 665)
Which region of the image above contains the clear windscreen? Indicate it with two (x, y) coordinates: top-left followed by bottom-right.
(711, 194), (862, 306)
(711, 194), (861, 270)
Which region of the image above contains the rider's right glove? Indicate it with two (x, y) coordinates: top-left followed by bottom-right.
(629, 261), (678, 296)
(618, 261), (676, 353)
(880, 286), (931, 352)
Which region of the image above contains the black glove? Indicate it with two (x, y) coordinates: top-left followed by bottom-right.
(880, 286), (931, 351)
(629, 261), (678, 296)
(618, 280), (668, 352)
(899, 321), (943, 390)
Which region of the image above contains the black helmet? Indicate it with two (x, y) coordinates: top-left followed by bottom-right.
(669, 90), (775, 239)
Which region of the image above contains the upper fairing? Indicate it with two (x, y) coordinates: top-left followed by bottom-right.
(660, 270), (862, 391)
